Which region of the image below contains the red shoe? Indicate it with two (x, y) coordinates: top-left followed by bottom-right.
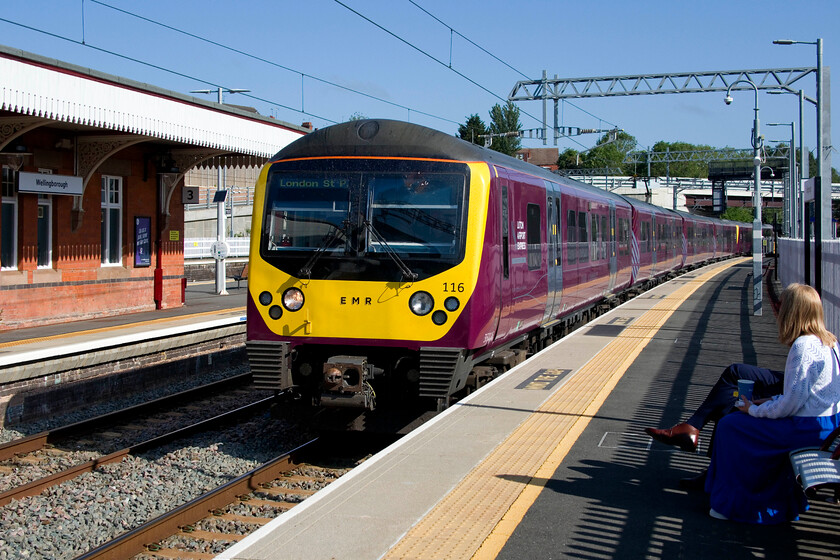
(644, 423), (700, 452)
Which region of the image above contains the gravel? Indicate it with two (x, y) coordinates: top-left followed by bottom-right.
(0, 361), (322, 560)
(0, 364), (250, 444)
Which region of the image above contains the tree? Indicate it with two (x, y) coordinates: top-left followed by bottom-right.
(458, 114), (489, 146)
(579, 131), (637, 174)
(488, 101), (522, 156)
(647, 141), (715, 178)
(347, 112), (367, 121)
(719, 206), (754, 223)
(557, 148), (582, 170)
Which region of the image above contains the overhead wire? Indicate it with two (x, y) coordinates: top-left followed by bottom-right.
(0, 15), (337, 124)
(332, 0), (543, 125)
(406, 1), (619, 129)
(88, 0), (460, 126)
(401, 1), (620, 148)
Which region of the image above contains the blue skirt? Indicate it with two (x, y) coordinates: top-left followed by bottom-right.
(705, 411), (840, 524)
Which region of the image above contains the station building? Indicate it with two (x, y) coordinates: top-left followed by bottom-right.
(0, 45), (307, 331)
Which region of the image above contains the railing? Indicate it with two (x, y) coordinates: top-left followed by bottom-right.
(777, 237), (840, 336)
(184, 238), (250, 259)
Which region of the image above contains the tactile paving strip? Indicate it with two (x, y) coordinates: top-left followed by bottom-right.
(383, 259), (743, 560)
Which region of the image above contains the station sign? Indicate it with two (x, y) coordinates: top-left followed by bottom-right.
(18, 171), (83, 195)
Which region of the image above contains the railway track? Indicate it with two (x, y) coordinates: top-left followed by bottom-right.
(74, 433), (393, 560)
(0, 374), (272, 507)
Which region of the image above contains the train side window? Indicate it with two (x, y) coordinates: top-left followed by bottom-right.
(578, 211), (588, 263)
(590, 214), (599, 262)
(526, 203), (541, 270)
(566, 209), (576, 264)
(601, 216), (608, 260)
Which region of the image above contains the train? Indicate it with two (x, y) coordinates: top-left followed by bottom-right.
(245, 119), (751, 410)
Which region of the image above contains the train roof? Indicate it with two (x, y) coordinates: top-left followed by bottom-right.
(272, 119), (629, 201)
(270, 120), (748, 229)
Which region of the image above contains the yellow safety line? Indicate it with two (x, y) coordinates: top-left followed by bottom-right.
(383, 258), (746, 560)
(0, 307), (246, 349)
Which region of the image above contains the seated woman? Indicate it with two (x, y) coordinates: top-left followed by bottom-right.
(705, 283), (840, 523)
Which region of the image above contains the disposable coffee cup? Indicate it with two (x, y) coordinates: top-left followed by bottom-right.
(736, 379), (754, 406)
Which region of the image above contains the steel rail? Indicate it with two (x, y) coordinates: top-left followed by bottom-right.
(0, 396), (275, 507)
(73, 438), (318, 560)
(0, 373), (251, 461)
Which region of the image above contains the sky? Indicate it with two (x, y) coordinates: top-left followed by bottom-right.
(0, 0), (837, 162)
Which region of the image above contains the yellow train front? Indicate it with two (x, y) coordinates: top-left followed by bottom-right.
(246, 120), (498, 410)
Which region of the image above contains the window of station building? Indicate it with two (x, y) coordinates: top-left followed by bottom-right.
(101, 175), (122, 265)
(526, 203), (541, 270)
(1, 166), (17, 270)
(37, 195), (52, 268)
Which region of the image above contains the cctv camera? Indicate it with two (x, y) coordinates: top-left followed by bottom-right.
(724, 95), (733, 105)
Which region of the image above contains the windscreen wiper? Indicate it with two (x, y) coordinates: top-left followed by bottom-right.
(363, 219), (418, 282)
(298, 224), (346, 280)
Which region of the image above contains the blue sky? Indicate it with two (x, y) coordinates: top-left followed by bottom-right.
(0, 0), (837, 159)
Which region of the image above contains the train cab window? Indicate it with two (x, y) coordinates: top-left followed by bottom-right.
(526, 203), (541, 270)
(262, 163), (468, 281)
(566, 210), (577, 264)
(578, 211), (588, 263)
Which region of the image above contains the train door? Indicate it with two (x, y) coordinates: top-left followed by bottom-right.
(650, 213), (658, 275)
(608, 203), (617, 292)
(494, 168), (515, 342)
(542, 181), (563, 324)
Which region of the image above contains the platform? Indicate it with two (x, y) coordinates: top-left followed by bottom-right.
(219, 258), (840, 560)
(0, 280), (248, 426)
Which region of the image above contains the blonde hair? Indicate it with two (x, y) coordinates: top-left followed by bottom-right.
(778, 283), (837, 347)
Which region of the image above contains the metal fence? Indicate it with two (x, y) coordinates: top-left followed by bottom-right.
(777, 237), (840, 337)
(184, 238), (250, 259)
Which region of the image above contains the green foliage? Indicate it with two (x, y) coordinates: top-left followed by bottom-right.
(719, 206), (754, 223)
(458, 114), (489, 145)
(647, 141), (716, 178)
(578, 131), (636, 174)
(347, 112), (367, 121)
(557, 148), (582, 169)
(488, 101), (522, 156)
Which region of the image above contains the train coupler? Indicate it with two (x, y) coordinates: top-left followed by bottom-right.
(319, 355), (381, 410)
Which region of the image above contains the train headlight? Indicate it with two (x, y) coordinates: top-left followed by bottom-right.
(432, 310), (448, 325)
(259, 291), (273, 306)
(444, 297), (460, 312)
(283, 288), (305, 311)
(268, 305), (283, 320)
(409, 291), (434, 316)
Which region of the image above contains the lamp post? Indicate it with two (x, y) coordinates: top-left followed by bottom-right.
(767, 122), (796, 237)
(773, 38), (830, 240)
(768, 88), (814, 238)
(190, 87), (250, 295)
(725, 79), (763, 316)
